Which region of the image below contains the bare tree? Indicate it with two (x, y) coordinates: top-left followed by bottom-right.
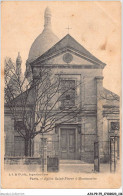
(4, 58), (81, 156)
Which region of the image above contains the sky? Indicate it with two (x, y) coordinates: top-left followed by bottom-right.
(1, 1), (121, 95)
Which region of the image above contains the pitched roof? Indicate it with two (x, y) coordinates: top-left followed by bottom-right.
(103, 88), (120, 101)
(31, 34), (106, 66)
(5, 86), (35, 107)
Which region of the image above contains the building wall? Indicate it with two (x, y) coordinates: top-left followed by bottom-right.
(102, 115), (120, 162)
(4, 60), (120, 163)
(32, 65), (99, 161)
(81, 116), (96, 163)
(4, 114), (14, 156)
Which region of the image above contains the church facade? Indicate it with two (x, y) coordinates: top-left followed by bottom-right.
(4, 7), (120, 163)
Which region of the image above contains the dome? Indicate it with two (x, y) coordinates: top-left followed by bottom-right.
(28, 7), (59, 62)
(28, 29), (59, 62)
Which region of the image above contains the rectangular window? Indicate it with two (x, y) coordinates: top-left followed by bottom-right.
(60, 80), (76, 108)
(111, 122), (119, 131)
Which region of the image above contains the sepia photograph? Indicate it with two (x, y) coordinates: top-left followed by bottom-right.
(1, 1), (121, 189)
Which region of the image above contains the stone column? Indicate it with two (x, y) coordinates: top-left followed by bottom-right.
(95, 76), (104, 162)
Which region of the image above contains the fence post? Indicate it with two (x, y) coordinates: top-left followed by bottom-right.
(94, 141), (100, 172)
(40, 138), (47, 172)
(110, 137), (116, 173)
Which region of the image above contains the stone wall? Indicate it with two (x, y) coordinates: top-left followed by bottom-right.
(81, 116), (96, 163)
(4, 114), (15, 156)
(4, 157), (41, 165)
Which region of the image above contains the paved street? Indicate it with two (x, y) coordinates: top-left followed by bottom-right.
(5, 160), (112, 173)
(59, 160), (110, 173)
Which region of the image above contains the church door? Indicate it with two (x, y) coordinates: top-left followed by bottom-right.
(60, 128), (75, 160)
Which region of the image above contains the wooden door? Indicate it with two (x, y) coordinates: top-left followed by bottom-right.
(60, 128), (75, 159)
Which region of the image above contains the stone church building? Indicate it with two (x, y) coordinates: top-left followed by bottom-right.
(4, 7), (120, 163)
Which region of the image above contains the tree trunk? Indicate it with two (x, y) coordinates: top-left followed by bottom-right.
(25, 138), (32, 157)
(29, 138), (32, 157)
(25, 139), (29, 157)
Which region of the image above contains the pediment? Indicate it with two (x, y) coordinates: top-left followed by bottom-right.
(40, 51), (94, 65)
(30, 34), (106, 68)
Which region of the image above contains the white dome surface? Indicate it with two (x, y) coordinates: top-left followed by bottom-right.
(28, 29), (59, 62)
(28, 7), (59, 62)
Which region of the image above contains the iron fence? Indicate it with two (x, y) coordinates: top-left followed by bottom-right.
(94, 137), (120, 173)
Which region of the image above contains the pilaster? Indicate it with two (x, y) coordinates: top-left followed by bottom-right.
(95, 76), (104, 159)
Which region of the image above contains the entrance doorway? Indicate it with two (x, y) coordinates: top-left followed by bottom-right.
(60, 128), (75, 160)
